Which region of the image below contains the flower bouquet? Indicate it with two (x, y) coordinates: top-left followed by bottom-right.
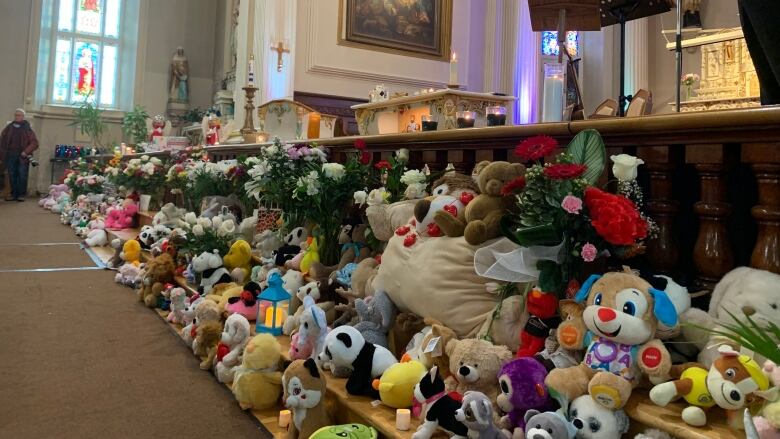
(63, 157), (105, 197)
(174, 211), (237, 258)
(370, 144), (412, 203)
(681, 73), (700, 100)
(501, 130), (652, 296)
(114, 155), (167, 207)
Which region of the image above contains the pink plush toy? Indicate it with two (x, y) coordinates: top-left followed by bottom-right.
(105, 203), (138, 230)
(40, 184), (69, 209)
(225, 284), (260, 322)
(289, 332), (314, 360)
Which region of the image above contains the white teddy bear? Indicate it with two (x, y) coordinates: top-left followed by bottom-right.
(215, 313), (251, 383)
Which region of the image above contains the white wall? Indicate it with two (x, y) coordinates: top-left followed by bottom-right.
(294, 0), (485, 99)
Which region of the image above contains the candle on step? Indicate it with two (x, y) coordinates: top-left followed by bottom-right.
(449, 51), (458, 86)
(542, 63), (565, 122)
(278, 410), (291, 428)
(265, 306), (287, 327)
(396, 409), (411, 431)
(248, 54), (256, 86)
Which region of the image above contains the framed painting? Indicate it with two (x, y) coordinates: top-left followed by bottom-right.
(338, 0), (452, 61)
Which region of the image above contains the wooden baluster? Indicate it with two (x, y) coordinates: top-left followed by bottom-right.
(742, 143), (780, 274)
(638, 146), (680, 274)
(686, 144), (735, 290)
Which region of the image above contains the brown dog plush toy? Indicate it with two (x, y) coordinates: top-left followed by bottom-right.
(545, 270), (678, 410)
(283, 358), (331, 439)
(433, 161), (524, 245)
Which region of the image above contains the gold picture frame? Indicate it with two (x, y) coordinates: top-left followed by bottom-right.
(338, 0), (452, 61)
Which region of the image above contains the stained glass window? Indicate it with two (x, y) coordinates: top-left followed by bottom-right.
(541, 31), (579, 57)
(49, 0), (122, 107)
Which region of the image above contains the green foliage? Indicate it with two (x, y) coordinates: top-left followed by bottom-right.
(566, 129), (606, 185)
(122, 105), (149, 145)
(693, 310), (780, 364)
(177, 227), (234, 259)
(69, 99), (107, 147)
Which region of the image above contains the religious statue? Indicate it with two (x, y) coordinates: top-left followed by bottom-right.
(230, 0), (240, 70)
(77, 47), (95, 96)
(150, 115), (166, 142)
(205, 115), (221, 146)
(169, 47), (190, 104)
(406, 115), (418, 133)
(683, 0), (702, 28)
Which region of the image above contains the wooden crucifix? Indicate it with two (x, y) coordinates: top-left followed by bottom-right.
(270, 41), (289, 72)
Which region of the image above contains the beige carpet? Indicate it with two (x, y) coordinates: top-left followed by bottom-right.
(0, 201), (270, 438)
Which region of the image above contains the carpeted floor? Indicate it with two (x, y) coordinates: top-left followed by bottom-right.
(0, 200), (271, 438)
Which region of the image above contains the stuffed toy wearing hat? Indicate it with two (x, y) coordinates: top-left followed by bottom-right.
(545, 270), (677, 410)
(283, 358), (332, 439)
(232, 333), (283, 410)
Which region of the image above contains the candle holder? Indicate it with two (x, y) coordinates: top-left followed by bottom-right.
(241, 85), (258, 136)
(542, 63), (566, 123)
(421, 114), (438, 131)
(456, 110), (476, 128)
(486, 106), (507, 126)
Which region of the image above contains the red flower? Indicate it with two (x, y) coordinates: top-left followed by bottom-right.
(584, 187), (648, 246)
(359, 151), (371, 165)
(374, 160), (391, 170)
(515, 135), (558, 161)
(544, 163), (587, 180)
(500, 176), (526, 196)
(354, 139), (367, 150)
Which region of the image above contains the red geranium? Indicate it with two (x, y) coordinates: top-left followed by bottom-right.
(359, 151), (371, 165)
(354, 139), (367, 150)
(515, 135), (558, 162)
(584, 187), (648, 245)
(374, 160), (391, 170)
(501, 176), (527, 196)
(544, 163), (587, 180)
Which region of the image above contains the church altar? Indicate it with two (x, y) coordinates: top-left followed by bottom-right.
(350, 89), (516, 136)
(256, 99), (338, 141)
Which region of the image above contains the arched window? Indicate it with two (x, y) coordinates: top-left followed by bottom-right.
(37, 0), (140, 110)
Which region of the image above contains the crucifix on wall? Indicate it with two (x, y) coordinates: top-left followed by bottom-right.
(271, 41), (289, 72)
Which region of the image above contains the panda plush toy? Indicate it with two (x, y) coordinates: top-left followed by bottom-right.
(192, 250), (233, 295)
(318, 326), (397, 398)
(274, 227), (308, 267)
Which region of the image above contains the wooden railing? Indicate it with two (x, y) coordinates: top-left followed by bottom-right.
(158, 106), (780, 290)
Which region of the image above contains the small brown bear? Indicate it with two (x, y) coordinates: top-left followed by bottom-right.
(434, 161), (525, 245)
(137, 252), (176, 308)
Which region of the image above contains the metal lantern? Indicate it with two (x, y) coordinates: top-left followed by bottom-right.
(255, 272), (290, 335)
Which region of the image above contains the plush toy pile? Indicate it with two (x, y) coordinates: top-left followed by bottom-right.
(41, 136), (780, 439)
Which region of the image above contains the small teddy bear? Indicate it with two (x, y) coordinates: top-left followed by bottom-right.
(137, 253), (176, 308)
(194, 320), (223, 370)
(445, 338), (513, 405)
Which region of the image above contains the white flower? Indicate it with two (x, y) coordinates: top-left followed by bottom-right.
(192, 224), (205, 236)
(184, 212), (197, 225)
(322, 163), (346, 181)
(141, 162), (156, 176)
(353, 190), (367, 207)
(396, 148), (410, 163)
(367, 188), (389, 206)
(211, 216), (223, 229)
(611, 154), (645, 182)
(218, 219), (235, 237)
(404, 182), (427, 200)
(445, 163), (455, 172)
(150, 157), (162, 165)
(197, 217), (213, 229)
(400, 169), (426, 185)
(141, 155), (150, 161)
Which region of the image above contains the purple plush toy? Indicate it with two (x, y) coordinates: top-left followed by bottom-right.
(496, 358), (557, 438)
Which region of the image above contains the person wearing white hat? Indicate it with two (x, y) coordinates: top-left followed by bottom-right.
(0, 109), (38, 201)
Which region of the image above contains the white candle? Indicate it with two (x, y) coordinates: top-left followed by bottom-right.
(449, 52), (458, 86)
(278, 409), (291, 428)
(542, 63), (565, 122)
(396, 409), (411, 431)
(248, 54), (256, 86)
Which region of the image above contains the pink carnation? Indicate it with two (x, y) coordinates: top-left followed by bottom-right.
(581, 243), (597, 262)
(561, 195), (583, 214)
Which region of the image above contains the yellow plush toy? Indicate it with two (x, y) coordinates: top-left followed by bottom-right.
(372, 360), (427, 409)
(300, 237), (320, 274)
(121, 239), (142, 267)
(232, 333), (283, 410)
(223, 239), (253, 282)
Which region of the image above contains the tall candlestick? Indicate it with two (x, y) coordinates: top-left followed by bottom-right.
(449, 51), (458, 86)
(542, 63), (565, 122)
(248, 54), (255, 86)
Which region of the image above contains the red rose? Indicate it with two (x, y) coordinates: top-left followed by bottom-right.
(544, 163), (587, 180)
(359, 151), (371, 165)
(500, 176), (527, 196)
(515, 135), (558, 162)
(584, 187), (648, 245)
(374, 160), (391, 170)
(354, 139), (367, 150)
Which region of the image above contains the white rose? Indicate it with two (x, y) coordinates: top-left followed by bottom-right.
(404, 182), (427, 200)
(396, 148), (410, 163)
(353, 190), (367, 207)
(218, 220), (236, 237)
(211, 216), (223, 229)
(192, 224), (205, 236)
(400, 169), (426, 185)
(141, 155), (150, 161)
(197, 217), (213, 229)
(611, 154), (644, 182)
(184, 212), (197, 225)
(367, 188), (389, 206)
(322, 163), (346, 181)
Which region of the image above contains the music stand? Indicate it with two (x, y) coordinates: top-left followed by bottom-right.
(600, 0), (670, 115)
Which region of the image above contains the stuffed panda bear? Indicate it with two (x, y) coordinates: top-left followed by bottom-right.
(317, 326), (397, 398)
(274, 227), (308, 267)
(192, 250), (233, 294)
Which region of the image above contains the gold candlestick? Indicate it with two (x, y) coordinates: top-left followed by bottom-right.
(241, 85), (258, 135)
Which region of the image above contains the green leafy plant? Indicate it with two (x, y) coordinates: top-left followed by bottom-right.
(693, 310), (780, 364)
(69, 98), (106, 147)
(122, 105), (149, 145)
(183, 107), (206, 124)
(566, 129), (606, 185)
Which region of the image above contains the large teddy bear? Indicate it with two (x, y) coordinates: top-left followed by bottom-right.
(682, 266), (780, 367)
(434, 161), (524, 245)
(545, 270), (678, 410)
(445, 338), (513, 403)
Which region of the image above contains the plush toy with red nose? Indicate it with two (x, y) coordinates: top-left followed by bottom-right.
(545, 269), (678, 410)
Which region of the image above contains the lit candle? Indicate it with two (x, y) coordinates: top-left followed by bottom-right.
(396, 409), (411, 431)
(265, 306), (287, 327)
(449, 52), (458, 86)
(307, 112), (321, 139)
(278, 410), (291, 428)
(542, 63), (565, 122)
(248, 54), (256, 86)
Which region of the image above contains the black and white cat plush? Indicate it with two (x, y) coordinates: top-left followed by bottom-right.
(192, 250), (233, 295)
(274, 227), (308, 267)
(412, 366), (468, 439)
(317, 325), (396, 398)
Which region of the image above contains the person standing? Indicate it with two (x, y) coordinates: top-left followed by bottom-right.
(738, 0), (780, 105)
(0, 109), (39, 201)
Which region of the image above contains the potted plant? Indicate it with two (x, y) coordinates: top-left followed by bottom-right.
(122, 105), (150, 151)
(69, 99), (107, 148)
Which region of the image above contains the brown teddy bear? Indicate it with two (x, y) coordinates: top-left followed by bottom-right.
(445, 337), (513, 402)
(137, 252), (176, 308)
(413, 171), (479, 237)
(434, 161), (525, 245)
(194, 320), (223, 369)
